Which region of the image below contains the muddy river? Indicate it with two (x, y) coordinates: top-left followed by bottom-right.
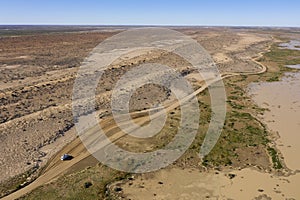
(248, 70), (300, 171)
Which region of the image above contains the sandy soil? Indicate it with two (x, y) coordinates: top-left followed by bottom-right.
(225, 33), (268, 52)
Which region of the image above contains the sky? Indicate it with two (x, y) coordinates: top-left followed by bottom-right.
(0, 0), (299, 27)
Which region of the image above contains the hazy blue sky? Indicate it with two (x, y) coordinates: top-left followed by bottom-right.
(0, 0), (299, 26)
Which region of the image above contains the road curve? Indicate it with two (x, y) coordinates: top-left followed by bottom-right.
(2, 44), (270, 200)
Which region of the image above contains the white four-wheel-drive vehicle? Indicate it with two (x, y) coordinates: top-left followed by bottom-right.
(60, 154), (73, 161)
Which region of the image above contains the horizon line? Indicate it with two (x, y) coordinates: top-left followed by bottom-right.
(0, 24), (300, 28)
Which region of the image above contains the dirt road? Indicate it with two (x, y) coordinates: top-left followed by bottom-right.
(2, 38), (271, 200)
(1, 75), (231, 200)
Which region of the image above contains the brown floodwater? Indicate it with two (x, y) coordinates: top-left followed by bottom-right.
(248, 71), (300, 171)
